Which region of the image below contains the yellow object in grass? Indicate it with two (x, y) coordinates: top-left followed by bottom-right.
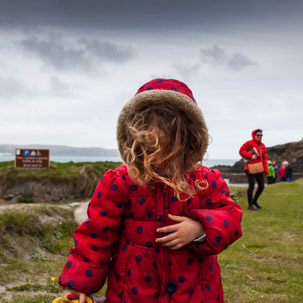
(52, 296), (94, 303)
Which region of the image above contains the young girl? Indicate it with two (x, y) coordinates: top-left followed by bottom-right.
(59, 78), (243, 303)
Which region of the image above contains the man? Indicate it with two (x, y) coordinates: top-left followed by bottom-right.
(239, 129), (269, 210)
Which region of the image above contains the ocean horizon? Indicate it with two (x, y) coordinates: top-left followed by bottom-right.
(0, 155), (237, 167)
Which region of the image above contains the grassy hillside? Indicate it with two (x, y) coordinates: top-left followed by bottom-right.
(0, 160), (122, 177)
(0, 161), (122, 202)
(0, 180), (302, 302)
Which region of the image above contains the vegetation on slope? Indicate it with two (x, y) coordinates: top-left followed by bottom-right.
(0, 179), (302, 302)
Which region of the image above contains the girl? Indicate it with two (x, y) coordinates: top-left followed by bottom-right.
(59, 78), (243, 303)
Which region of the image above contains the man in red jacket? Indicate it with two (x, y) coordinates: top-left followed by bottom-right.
(239, 129), (269, 210)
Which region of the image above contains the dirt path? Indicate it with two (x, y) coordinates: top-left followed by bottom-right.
(74, 201), (89, 223)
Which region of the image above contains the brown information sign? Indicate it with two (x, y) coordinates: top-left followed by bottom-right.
(15, 149), (50, 169)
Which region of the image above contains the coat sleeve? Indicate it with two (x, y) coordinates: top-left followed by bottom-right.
(59, 169), (126, 294)
(186, 169), (243, 256)
(239, 141), (253, 159)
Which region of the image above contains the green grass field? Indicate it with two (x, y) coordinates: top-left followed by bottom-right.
(0, 179), (302, 302)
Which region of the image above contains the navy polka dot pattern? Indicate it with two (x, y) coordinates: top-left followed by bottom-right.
(146, 241), (153, 248)
(171, 196), (178, 202)
(130, 185), (136, 191)
(132, 287), (138, 294)
(111, 184), (118, 191)
(136, 255), (142, 262)
(59, 165), (242, 303)
(206, 284), (211, 291)
(138, 198), (145, 205)
(216, 236), (222, 243)
(85, 270), (93, 277)
(100, 210), (106, 217)
(206, 199), (212, 205)
(206, 215), (213, 221)
(68, 280), (75, 287)
(178, 275), (185, 282)
(156, 215), (162, 222)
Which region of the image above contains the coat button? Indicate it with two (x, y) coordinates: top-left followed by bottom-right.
(165, 281), (178, 293)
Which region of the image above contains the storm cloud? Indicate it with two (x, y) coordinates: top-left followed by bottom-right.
(0, 0), (302, 32)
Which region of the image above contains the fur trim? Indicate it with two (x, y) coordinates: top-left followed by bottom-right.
(117, 90), (209, 162)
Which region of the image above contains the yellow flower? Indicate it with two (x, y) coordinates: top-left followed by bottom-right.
(51, 277), (56, 281)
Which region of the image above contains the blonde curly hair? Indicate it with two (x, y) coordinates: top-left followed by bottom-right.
(120, 102), (208, 200)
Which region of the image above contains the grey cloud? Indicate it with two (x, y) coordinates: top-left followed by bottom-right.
(81, 39), (136, 63)
(227, 53), (255, 70)
(200, 45), (255, 70)
(0, 77), (29, 99)
(172, 63), (200, 82)
(49, 76), (74, 97)
(21, 37), (94, 73)
(21, 37), (135, 73)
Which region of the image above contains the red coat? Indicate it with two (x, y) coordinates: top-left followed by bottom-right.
(239, 130), (269, 175)
(278, 166), (286, 178)
(59, 164), (243, 303)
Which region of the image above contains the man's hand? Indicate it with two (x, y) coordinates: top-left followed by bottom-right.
(251, 154), (258, 160)
(155, 214), (204, 250)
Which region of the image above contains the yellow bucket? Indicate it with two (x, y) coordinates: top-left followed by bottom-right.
(52, 296), (94, 303)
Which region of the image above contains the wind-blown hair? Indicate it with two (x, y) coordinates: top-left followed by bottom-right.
(121, 103), (208, 200)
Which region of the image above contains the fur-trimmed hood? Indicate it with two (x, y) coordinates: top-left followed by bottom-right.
(116, 78), (209, 162)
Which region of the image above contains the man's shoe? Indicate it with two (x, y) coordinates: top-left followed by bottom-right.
(253, 201), (262, 209)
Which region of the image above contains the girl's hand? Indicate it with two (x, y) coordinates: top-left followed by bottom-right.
(61, 289), (87, 303)
(155, 214), (204, 250)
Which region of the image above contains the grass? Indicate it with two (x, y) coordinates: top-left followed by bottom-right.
(0, 204), (79, 301)
(0, 179), (302, 302)
(220, 178), (303, 302)
(0, 160), (122, 177)
(0, 160), (122, 202)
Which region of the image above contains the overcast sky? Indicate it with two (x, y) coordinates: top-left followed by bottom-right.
(0, 0), (302, 159)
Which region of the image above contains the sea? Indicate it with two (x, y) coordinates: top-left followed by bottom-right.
(0, 154), (237, 167)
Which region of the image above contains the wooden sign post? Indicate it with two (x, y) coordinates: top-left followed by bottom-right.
(15, 149), (50, 169)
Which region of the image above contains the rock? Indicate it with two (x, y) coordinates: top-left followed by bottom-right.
(69, 202), (81, 208)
